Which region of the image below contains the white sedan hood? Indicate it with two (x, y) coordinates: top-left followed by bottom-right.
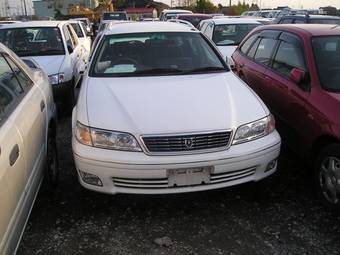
(21, 55), (65, 76)
(85, 72), (268, 135)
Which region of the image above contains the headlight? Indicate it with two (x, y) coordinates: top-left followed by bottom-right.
(75, 122), (142, 152)
(48, 73), (65, 85)
(232, 115), (275, 145)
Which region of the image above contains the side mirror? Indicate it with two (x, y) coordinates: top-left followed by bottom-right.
(67, 45), (74, 54)
(289, 68), (305, 84)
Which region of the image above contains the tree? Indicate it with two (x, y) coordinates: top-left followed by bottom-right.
(196, 0), (217, 13)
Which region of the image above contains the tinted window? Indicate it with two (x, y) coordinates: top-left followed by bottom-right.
(247, 38), (260, 58)
(272, 41), (306, 77)
(254, 38), (277, 65)
(71, 23), (84, 38)
(280, 18), (293, 24)
(91, 32), (226, 77)
(0, 27), (64, 57)
(5, 55), (33, 89)
(212, 24), (259, 46)
(0, 56), (23, 94)
(240, 33), (258, 54)
(312, 36), (340, 92)
(309, 19), (340, 25)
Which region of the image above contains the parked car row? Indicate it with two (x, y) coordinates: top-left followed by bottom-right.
(1, 14), (340, 254)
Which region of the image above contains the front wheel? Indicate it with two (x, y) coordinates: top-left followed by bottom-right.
(315, 144), (340, 209)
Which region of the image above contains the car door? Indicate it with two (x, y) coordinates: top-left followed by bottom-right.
(62, 25), (78, 84)
(5, 54), (46, 193)
(0, 54), (27, 254)
(67, 24), (85, 84)
(236, 31), (279, 97)
(263, 32), (311, 154)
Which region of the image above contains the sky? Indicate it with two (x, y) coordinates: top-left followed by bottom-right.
(159, 0), (340, 9)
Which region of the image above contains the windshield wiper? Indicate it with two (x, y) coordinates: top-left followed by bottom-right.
(134, 68), (183, 75)
(182, 66), (226, 74)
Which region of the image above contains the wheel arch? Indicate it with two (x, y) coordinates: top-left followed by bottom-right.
(312, 135), (340, 160)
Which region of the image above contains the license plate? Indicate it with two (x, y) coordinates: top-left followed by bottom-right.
(167, 166), (212, 187)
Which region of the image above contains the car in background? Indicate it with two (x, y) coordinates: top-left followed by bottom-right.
(200, 18), (261, 67)
(176, 13), (212, 28)
(101, 11), (128, 23)
(167, 19), (195, 29)
(72, 21), (280, 196)
(70, 17), (93, 35)
(0, 42), (58, 255)
(232, 24), (340, 209)
(273, 14), (340, 24)
(69, 20), (92, 61)
(0, 21), (87, 107)
(159, 9), (193, 21)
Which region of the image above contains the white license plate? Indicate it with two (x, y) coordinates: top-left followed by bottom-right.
(167, 166), (212, 187)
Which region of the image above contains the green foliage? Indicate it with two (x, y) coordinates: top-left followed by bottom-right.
(196, 0), (217, 13)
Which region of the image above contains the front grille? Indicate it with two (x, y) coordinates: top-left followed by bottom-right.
(142, 131), (232, 154)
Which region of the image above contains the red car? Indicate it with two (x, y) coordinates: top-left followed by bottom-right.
(232, 24), (340, 209)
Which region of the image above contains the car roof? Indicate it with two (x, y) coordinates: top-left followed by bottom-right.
(162, 9), (192, 14)
(206, 18), (261, 25)
(0, 20), (69, 29)
(282, 15), (340, 20)
(104, 21), (197, 35)
(255, 24), (340, 37)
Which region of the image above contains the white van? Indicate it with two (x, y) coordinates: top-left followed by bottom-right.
(0, 21), (87, 107)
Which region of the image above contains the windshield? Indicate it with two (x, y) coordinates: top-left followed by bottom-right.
(71, 23), (84, 38)
(90, 32), (227, 77)
(312, 36), (340, 92)
(103, 13), (128, 21)
(179, 16), (210, 28)
(310, 19), (340, 25)
(0, 27), (64, 57)
(212, 24), (260, 46)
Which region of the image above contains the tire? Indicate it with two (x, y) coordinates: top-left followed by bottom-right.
(44, 131), (59, 189)
(314, 143), (340, 210)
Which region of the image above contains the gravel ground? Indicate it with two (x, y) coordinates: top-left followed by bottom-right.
(17, 114), (340, 255)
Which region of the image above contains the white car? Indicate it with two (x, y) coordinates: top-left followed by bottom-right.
(159, 9), (193, 21)
(72, 22), (281, 195)
(0, 21), (87, 107)
(0, 43), (58, 254)
(69, 20), (92, 61)
(200, 18), (261, 67)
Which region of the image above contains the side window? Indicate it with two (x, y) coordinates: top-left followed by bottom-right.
(205, 23), (214, 38)
(247, 38), (261, 58)
(254, 38), (277, 65)
(67, 25), (78, 47)
(240, 34), (258, 54)
(0, 55), (23, 95)
(200, 22), (208, 33)
(272, 40), (306, 78)
(280, 18), (293, 24)
(0, 84), (15, 123)
(63, 26), (74, 50)
(294, 19), (305, 24)
(5, 55), (33, 90)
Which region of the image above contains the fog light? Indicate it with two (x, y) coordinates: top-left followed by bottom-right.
(265, 159), (277, 172)
(79, 170), (103, 186)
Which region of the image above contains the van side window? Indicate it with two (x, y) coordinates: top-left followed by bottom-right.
(0, 55), (23, 95)
(240, 34), (258, 54)
(272, 40), (306, 77)
(254, 38), (277, 65)
(4, 55), (33, 90)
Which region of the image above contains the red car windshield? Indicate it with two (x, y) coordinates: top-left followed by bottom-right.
(312, 36), (340, 92)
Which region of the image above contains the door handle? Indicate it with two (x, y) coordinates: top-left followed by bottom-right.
(40, 100), (45, 112)
(9, 144), (19, 166)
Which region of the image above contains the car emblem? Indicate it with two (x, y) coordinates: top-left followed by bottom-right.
(184, 138), (194, 149)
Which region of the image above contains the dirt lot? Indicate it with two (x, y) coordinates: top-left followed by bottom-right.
(17, 114), (340, 255)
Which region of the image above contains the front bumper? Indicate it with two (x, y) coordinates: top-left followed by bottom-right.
(72, 131), (281, 195)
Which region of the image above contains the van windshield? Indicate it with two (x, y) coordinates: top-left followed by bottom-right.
(312, 36), (340, 92)
(0, 27), (65, 57)
(91, 32), (227, 77)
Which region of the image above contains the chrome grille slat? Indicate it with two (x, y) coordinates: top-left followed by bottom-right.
(142, 131), (232, 154)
